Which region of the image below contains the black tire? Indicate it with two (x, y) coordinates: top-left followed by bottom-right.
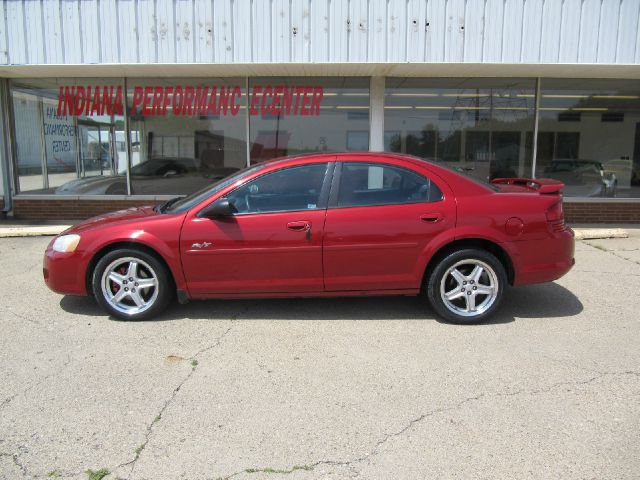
(426, 248), (507, 324)
(92, 248), (174, 321)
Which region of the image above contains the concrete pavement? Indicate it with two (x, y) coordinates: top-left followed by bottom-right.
(0, 233), (638, 479)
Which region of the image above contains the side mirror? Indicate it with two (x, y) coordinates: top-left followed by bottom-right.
(198, 199), (236, 218)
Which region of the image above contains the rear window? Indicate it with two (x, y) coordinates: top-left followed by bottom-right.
(337, 162), (443, 207)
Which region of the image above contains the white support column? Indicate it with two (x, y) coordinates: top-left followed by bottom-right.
(531, 77), (541, 179)
(122, 77), (132, 195)
(245, 76), (251, 167)
(369, 77), (385, 152)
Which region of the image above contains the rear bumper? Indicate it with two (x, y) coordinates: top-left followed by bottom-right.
(43, 246), (88, 296)
(508, 228), (575, 286)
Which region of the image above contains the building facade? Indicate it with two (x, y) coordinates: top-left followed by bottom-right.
(1, 0), (639, 222)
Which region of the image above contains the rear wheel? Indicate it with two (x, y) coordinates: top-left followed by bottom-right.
(92, 248), (173, 321)
(426, 248), (507, 324)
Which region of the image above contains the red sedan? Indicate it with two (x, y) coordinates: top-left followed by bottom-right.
(44, 153), (574, 324)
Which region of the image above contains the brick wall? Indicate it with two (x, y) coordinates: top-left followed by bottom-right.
(10, 197), (640, 224)
(564, 202), (640, 224)
(13, 198), (158, 220)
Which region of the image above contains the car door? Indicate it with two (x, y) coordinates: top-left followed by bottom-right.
(180, 162), (333, 295)
(323, 160), (454, 292)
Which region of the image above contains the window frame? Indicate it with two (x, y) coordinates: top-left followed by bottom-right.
(215, 161), (335, 216)
(328, 160), (443, 209)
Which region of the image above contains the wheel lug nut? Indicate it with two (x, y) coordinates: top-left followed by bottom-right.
(461, 288), (465, 292)
(131, 288), (136, 293)
(463, 281), (467, 285)
(135, 282), (139, 286)
(123, 280), (127, 285)
(473, 286), (477, 290)
(124, 287), (129, 291)
(467, 291), (472, 295)
(129, 277), (134, 281)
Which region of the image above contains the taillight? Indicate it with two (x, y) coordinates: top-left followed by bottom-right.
(546, 201), (565, 232)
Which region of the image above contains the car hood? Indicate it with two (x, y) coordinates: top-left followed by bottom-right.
(55, 176), (124, 195)
(64, 206), (159, 234)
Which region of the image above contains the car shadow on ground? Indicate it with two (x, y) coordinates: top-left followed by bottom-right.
(59, 282), (583, 325)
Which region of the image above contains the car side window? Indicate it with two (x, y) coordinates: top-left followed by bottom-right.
(226, 163), (328, 214)
(337, 162), (443, 208)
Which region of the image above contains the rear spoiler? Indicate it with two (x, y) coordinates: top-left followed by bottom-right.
(490, 177), (565, 194)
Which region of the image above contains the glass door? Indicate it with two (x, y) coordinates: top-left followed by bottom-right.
(77, 121), (116, 178)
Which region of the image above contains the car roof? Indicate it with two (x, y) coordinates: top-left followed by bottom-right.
(254, 151), (491, 195)
(551, 159), (601, 164)
(259, 151), (443, 170)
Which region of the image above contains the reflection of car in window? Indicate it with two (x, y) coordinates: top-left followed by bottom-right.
(602, 158), (633, 189)
(130, 158), (195, 176)
(544, 159), (617, 197)
(55, 157), (240, 196)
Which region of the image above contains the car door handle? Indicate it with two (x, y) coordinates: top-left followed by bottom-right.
(286, 221), (311, 231)
(420, 213), (443, 223)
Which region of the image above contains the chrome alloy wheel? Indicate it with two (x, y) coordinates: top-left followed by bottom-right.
(439, 259), (499, 317)
(101, 257), (159, 316)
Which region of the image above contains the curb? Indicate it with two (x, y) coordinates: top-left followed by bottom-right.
(573, 228), (628, 240)
(0, 225), (72, 238)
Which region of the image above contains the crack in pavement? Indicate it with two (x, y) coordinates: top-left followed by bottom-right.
(571, 269), (640, 277)
(583, 241), (640, 266)
(0, 451), (28, 477)
(0, 393), (18, 410)
(0, 354), (72, 412)
(114, 301), (260, 479)
(115, 322), (236, 478)
(5, 307), (46, 327)
(2, 261), (42, 279)
(216, 370), (640, 479)
(535, 352), (612, 377)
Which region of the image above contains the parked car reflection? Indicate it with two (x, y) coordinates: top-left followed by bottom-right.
(602, 158), (633, 189)
(544, 159), (617, 197)
(55, 157), (239, 196)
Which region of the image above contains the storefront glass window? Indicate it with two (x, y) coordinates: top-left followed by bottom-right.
(11, 78), (125, 194)
(537, 79), (640, 198)
(248, 77), (369, 163)
(384, 78), (536, 184)
(126, 78), (247, 196)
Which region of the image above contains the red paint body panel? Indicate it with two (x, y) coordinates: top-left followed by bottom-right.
(180, 210), (326, 295)
(507, 229), (575, 286)
(43, 152), (575, 303)
(44, 206), (188, 295)
(43, 249), (87, 295)
(322, 158), (457, 291)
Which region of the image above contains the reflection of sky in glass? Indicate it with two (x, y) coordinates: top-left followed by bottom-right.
(248, 77), (370, 161)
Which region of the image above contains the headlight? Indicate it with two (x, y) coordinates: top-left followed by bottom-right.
(52, 234), (81, 253)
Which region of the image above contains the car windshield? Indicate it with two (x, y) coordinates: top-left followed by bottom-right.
(131, 158), (196, 176)
(164, 163), (267, 213)
(546, 160), (603, 173)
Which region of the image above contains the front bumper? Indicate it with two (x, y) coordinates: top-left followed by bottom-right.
(43, 245), (88, 296)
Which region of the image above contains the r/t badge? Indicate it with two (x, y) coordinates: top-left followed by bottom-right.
(191, 242), (212, 249)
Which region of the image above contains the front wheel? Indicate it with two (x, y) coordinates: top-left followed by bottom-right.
(92, 249), (173, 321)
(426, 249), (507, 324)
